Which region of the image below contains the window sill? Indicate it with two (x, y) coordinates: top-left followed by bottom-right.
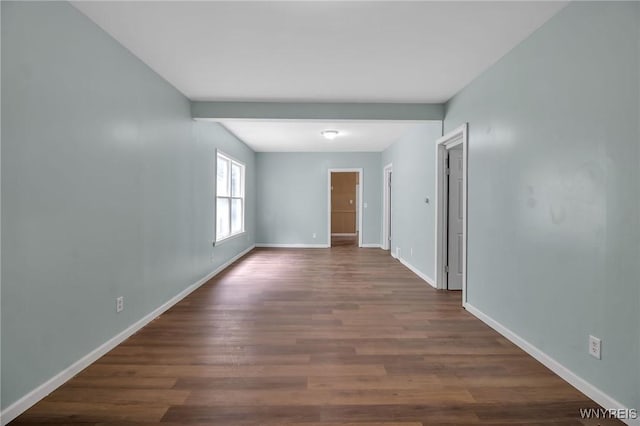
(215, 231), (246, 246)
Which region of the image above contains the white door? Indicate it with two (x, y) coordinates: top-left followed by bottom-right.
(388, 171), (392, 247)
(355, 184), (360, 233)
(447, 147), (464, 290)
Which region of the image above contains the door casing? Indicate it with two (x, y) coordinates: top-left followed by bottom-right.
(435, 123), (468, 305)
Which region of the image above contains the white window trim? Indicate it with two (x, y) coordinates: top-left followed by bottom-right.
(215, 231), (246, 245)
(216, 150), (245, 243)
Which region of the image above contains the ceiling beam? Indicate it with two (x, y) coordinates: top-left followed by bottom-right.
(191, 101), (444, 121)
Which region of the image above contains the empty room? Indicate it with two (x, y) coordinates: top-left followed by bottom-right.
(1, 1), (639, 425)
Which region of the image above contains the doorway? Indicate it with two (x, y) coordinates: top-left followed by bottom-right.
(382, 163), (392, 251)
(435, 124), (468, 304)
(328, 169), (363, 247)
(446, 145), (463, 290)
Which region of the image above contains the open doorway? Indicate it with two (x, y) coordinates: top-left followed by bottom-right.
(382, 163), (392, 251)
(328, 169), (363, 247)
(435, 124), (468, 305)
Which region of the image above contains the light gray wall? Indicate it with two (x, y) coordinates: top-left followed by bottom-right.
(444, 2), (639, 409)
(1, 1), (255, 410)
(382, 122), (443, 280)
(255, 152), (381, 246)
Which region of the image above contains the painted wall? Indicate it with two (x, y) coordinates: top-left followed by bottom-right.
(1, 1), (255, 410)
(444, 2), (639, 409)
(382, 122), (443, 281)
(255, 152), (381, 246)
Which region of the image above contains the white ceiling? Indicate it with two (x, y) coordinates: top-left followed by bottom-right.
(72, 1), (566, 104)
(217, 120), (426, 152)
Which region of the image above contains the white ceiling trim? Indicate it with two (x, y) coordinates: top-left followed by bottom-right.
(199, 118), (435, 124)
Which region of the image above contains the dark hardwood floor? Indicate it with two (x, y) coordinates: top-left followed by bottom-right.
(11, 246), (618, 425)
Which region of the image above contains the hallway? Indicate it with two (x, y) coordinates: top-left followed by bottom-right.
(11, 246), (612, 425)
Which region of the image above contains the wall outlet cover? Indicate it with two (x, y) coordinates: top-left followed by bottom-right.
(589, 335), (601, 359)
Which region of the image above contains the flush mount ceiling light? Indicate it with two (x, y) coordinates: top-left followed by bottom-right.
(321, 130), (340, 140)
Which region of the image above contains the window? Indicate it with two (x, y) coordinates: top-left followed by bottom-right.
(216, 152), (245, 241)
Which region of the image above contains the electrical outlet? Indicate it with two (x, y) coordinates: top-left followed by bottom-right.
(312, 233), (316, 239)
(396, 247), (401, 258)
(410, 248), (413, 257)
(116, 296), (124, 313)
(589, 335), (601, 359)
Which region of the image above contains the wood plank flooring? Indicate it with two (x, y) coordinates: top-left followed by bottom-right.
(331, 235), (358, 247)
(10, 246), (619, 425)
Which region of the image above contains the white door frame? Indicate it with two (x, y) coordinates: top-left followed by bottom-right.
(435, 123), (468, 305)
(382, 163), (393, 250)
(328, 168), (363, 247)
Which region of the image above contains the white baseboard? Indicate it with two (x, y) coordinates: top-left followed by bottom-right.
(0, 244), (255, 426)
(255, 243), (329, 248)
(397, 257), (436, 288)
(331, 233), (357, 236)
(464, 303), (639, 426)
(257, 242), (380, 249)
